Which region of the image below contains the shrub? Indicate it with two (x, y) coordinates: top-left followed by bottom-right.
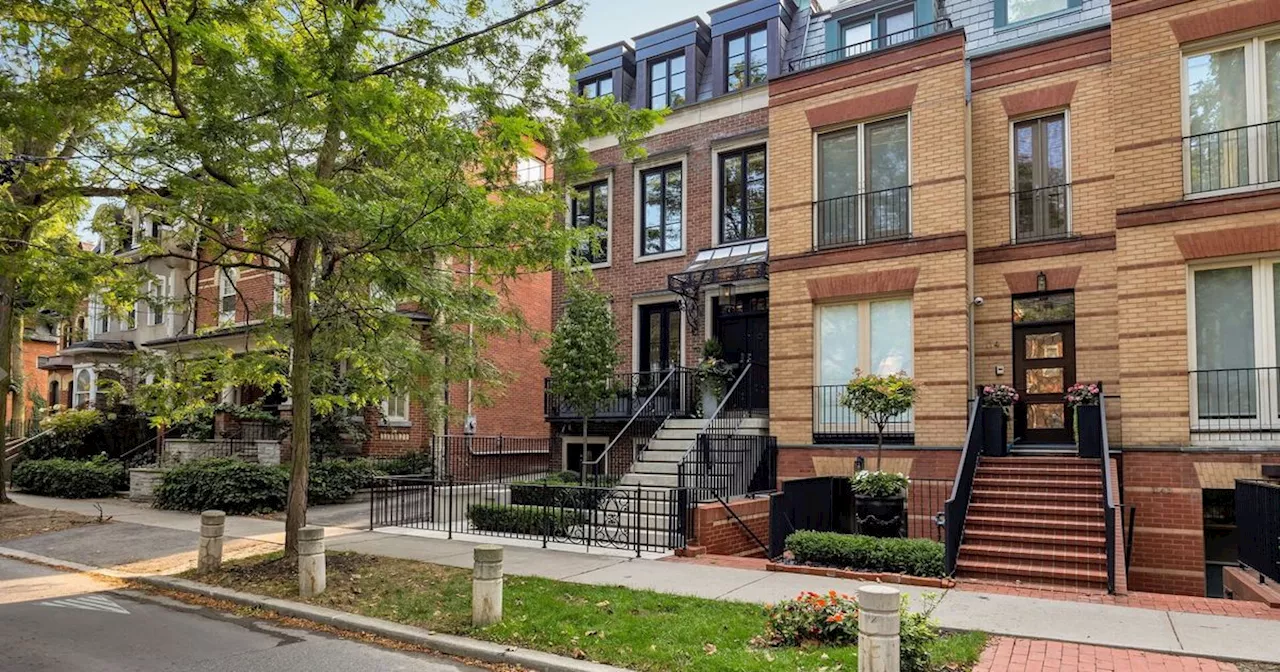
(509, 472), (619, 509)
(154, 458), (288, 514)
(467, 504), (586, 535)
(785, 531), (945, 578)
(756, 591), (941, 672)
(21, 409), (105, 460)
(850, 470), (909, 498)
(382, 450), (436, 476)
(307, 459), (383, 504)
(11, 456), (126, 498)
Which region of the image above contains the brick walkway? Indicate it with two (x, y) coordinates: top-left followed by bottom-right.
(956, 579), (1280, 620)
(976, 638), (1239, 672)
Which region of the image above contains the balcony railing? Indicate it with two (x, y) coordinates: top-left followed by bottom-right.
(1184, 120), (1280, 195)
(812, 384), (914, 444)
(544, 369), (696, 421)
(788, 19), (952, 73)
(1011, 183), (1071, 244)
(814, 185), (911, 251)
(1190, 367), (1280, 442)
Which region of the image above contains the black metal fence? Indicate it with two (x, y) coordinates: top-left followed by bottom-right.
(813, 186), (911, 250)
(1236, 479), (1280, 584)
(944, 399), (982, 575)
(1184, 120), (1280, 195)
(369, 475), (688, 555)
(581, 367), (696, 487)
(431, 434), (552, 483)
(544, 369), (696, 421)
(812, 385), (913, 444)
(679, 434), (777, 504)
(787, 19), (952, 72)
(1012, 183), (1071, 244)
(1189, 368), (1280, 442)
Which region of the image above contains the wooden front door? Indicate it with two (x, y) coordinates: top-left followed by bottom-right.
(713, 292), (769, 410)
(1013, 322), (1076, 443)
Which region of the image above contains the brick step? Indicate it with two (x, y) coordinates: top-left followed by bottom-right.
(955, 558), (1108, 587)
(974, 469), (1102, 482)
(968, 502), (1104, 520)
(962, 527), (1106, 548)
(965, 515), (1106, 533)
(980, 457), (1100, 467)
(972, 477), (1103, 492)
(971, 489), (1104, 505)
(959, 542), (1107, 565)
(977, 464), (1101, 475)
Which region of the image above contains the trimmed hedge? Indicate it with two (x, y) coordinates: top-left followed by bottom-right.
(308, 459), (382, 504)
(381, 451), (436, 477)
(11, 456), (127, 498)
(154, 458), (288, 515)
(467, 503), (587, 536)
(509, 472), (619, 509)
(785, 531), (945, 578)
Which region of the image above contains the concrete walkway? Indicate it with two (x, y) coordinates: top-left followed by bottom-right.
(5, 493), (1280, 664)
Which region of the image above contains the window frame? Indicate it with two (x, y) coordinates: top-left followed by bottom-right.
(381, 391), (411, 424)
(1181, 32), (1280, 197)
(273, 271), (288, 317)
(812, 113), (913, 248)
(635, 161), (686, 261)
(73, 368), (94, 408)
(716, 144), (768, 245)
(569, 177), (611, 268)
(218, 268), (238, 325)
(812, 296), (915, 431)
(995, 0), (1081, 29)
(648, 52), (688, 110)
(515, 156), (545, 185)
(579, 74), (614, 99)
(635, 299), (684, 373)
(1008, 110), (1072, 243)
(837, 2), (914, 56)
(149, 275), (168, 326)
(726, 26), (769, 92)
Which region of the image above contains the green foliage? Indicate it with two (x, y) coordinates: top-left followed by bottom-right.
(467, 504), (587, 536)
(756, 590), (860, 648)
(311, 409), (372, 460)
(839, 370), (917, 427)
(22, 408), (105, 460)
(11, 456), (126, 498)
(542, 276), (621, 421)
(381, 450), (437, 477)
(785, 531), (946, 578)
(850, 470), (909, 498)
(695, 338), (736, 399)
(509, 473), (620, 509)
(307, 459), (383, 505)
(154, 459), (288, 515)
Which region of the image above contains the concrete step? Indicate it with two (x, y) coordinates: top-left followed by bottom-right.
(632, 461), (681, 476)
(641, 449), (691, 463)
(586, 510), (680, 530)
(651, 429), (702, 441)
(572, 525), (683, 549)
(619, 473), (679, 488)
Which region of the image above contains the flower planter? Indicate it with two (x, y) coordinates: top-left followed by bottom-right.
(854, 494), (906, 538)
(980, 406), (1009, 456)
(700, 388), (721, 419)
(1075, 404), (1102, 458)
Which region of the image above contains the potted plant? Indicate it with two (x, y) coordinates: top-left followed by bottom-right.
(979, 384), (1017, 456)
(695, 339), (735, 418)
(1065, 382), (1102, 458)
(850, 470), (909, 538)
(839, 369), (916, 470)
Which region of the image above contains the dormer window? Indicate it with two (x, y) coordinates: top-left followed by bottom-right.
(579, 75), (613, 99)
(841, 4), (914, 57)
(649, 53), (687, 110)
(727, 28), (768, 92)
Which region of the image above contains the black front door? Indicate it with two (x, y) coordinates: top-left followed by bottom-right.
(639, 302), (681, 375)
(713, 292), (769, 410)
(1013, 322), (1076, 444)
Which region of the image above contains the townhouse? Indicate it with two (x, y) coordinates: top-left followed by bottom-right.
(557, 0), (1280, 597)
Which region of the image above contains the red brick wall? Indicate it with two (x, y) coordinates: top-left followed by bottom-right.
(12, 338), (56, 417)
(779, 447), (961, 481)
(689, 497), (771, 557)
(466, 270), (552, 439)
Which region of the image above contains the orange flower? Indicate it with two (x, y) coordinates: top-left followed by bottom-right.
(826, 612), (845, 623)
(828, 590), (838, 599)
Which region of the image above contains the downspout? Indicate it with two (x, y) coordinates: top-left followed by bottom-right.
(964, 55), (976, 399)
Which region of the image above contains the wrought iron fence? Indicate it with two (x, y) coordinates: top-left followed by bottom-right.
(1011, 183), (1071, 244)
(768, 475), (952, 557)
(1184, 120), (1280, 194)
(581, 367), (696, 487)
(369, 475), (688, 555)
(812, 385), (914, 444)
(1189, 368), (1280, 442)
(431, 434), (552, 483)
(545, 369), (696, 421)
(813, 186), (911, 250)
(1237, 479), (1280, 584)
(680, 434), (777, 504)
(787, 19), (952, 72)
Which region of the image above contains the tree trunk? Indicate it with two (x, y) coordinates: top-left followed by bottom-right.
(11, 316), (24, 426)
(875, 423), (884, 472)
(0, 282), (15, 504)
(283, 237), (318, 559)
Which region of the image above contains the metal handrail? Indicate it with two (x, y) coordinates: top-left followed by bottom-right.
(681, 360), (756, 460)
(3, 428), (53, 462)
(787, 18), (953, 72)
(1183, 119), (1280, 194)
(943, 398), (982, 575)
(580, 367), (684, 484)
(1010, 183), (1072, 245)
(1099, 385), (1118, 593)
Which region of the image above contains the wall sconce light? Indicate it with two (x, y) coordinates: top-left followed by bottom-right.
(720, 282), (735, 303)
(1036, 271), (1048, 293)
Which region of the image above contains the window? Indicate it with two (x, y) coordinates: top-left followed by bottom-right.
(149, 276), (167, 325)
(94, 299), (110, 336)
(649, 53), (687, 110)
(727, 28), (768, 92)
(516, 157), (544, 185)
(381, 392), (410, 423)
(579, 75), (613, 99)
(218, 269), (237, 324)
(640, 164), (683, 256)
(1011, 113), (1069, 243)
(719, 146), (767, 243)
(74, 369), (93, 407)
(48, 380), (59, 407)
(815, 298), (913, 428)
(639, 302), (680, 373)
(998, 0), (1078, 27)
(273, 272), (287, 317)
(1189, 260), (1280, 432)
(815, 116), (910, 248)
(571, 180), (609, 265)
(1183, 35), (1280, 194)
(840, 5), (914, 58)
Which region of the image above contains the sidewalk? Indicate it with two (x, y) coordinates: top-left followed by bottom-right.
(5, 493), (1280, 665)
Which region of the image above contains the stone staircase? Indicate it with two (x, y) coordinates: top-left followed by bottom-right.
(956, 456), (1109, 591)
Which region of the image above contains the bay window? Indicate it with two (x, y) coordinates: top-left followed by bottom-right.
(815, 115), (911, 249)
(814, 298), (913, 436)
(719, 146), (767, 244)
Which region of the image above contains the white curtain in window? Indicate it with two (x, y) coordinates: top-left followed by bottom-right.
(1194, 266), (1256, 418)
(870, 299), (912, 375)
(818, 304), (858, 427)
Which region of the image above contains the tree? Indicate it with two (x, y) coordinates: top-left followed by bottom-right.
(47, 0), (658, 554)
(840, 370), (916, 471)
(542, 274), (619, 483)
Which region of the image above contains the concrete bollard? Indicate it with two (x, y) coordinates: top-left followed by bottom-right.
(298, 526), (326, 598)
(197, 510), (226, 574)
(472, 545), (504, 626)
(857, 585), (902, 672)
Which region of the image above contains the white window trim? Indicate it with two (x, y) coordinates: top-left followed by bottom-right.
(566, 173), (613, 270)
(812, 295), (915, 432)
(560, 436), (609, 476)
(1181, 31), (1280, 199)
(218, 268), (238, 325)
(1007, 108), (1073, 243)
(631, 293), (688, 373)
(711, 137), (769, 247)
(516, 156), (546, 185)
(633, 155), (688, 262)
(72, 367), (95, 408)
(810, 112), (913, 249)
(273, 271), (287, 317)
(381, 392), (411, 425)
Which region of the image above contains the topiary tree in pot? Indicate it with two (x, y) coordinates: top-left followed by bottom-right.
(839, 369), (916, 471)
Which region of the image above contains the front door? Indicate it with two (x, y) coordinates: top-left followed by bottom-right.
(1013, 322), (1076, 443)
(639, 302), (681, 376)
(713, 292), (769, 410)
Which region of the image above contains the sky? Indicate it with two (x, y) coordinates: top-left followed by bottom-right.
(579, 0), (711, 52)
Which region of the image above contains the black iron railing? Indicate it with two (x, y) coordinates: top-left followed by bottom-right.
(1011, 183), (1071, 244)
(677, 362), (776, 503)
(545, 369), (696, 421)
(369, 475), (688, 555)
(1184, 120), (1280, 195)
(812, 384), (914, 444)
(580, 367), (696, 486)
(814, 185), (911, 250)
(1099, 386), (1119, 594)
(430, 434), (552, 484)
(1189, 368), (1280, 441)
(769, 476), (953, 557)
(943, 398), (982, 575)
(1236, 479), (1280, 584)
(788, 19), (953, 72)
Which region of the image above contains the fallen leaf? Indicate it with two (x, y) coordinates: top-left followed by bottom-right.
(571, 648), (587, 660)
(703, 643), (717, 655)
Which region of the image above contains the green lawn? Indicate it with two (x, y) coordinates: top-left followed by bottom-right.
(181, 551), (987, 672)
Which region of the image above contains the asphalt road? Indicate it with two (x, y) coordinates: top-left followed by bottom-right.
(0, 556), (487, 672)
